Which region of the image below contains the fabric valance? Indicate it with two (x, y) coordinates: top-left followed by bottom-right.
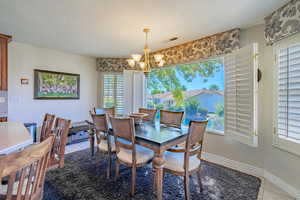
(97, 28), (240, 72)
(265, 0), (300, 45)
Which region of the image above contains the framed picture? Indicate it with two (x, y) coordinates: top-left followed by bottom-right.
(34, 69), (80, 99)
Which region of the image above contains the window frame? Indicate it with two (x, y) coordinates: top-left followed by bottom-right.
(273, 33), (300, 157)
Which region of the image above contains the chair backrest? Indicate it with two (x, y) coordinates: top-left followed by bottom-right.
(160, 110), (184, 128)
(184, 121), (208, 171)
(138, 108), (157, 121)
(94, 107), (115, 116)
(110, 117), (136, 163)
(0, 136), (54, 200)
(50, 117), (71, 168)
(90, 113), (108, 133)
(90, 113), (110, 145)
(40, 113), (55, 142)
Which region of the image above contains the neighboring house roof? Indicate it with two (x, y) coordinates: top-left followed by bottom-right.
(150, 89), (224, 102)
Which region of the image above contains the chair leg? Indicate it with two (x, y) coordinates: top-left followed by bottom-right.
(197, 170), (203, 192)
(106, 152), (112, 178)
(184, 174), (190, 200)
(115, 160), (120, 181)
(131, 166), (136, 196)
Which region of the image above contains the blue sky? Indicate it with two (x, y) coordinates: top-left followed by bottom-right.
(177, 64), (224, 91)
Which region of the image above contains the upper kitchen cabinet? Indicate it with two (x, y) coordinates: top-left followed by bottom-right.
(0, 34), (11, 91)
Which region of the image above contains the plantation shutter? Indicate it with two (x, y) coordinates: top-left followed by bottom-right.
(115, 74), (124, 114)
(276, 43), (300, 141)
(103, 74), (124, 114)
(224, 43), (258, 147)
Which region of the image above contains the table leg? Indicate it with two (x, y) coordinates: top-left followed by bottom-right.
(88, 130), (95, 157)
(153, 151), (165, 200)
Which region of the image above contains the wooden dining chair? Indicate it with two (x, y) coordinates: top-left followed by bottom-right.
(90, 113), (115, 178)
(138, 108), (157, 122)
(48, 117), (71, 169)
(110, 117), (154, 196)
(160, 110), (184, 128)
(163, 120), (208, 200)
(0, 136), (55, 200)
(40, 113), (55, 142)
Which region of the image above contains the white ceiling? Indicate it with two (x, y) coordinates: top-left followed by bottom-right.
(0, 0), (289, 58)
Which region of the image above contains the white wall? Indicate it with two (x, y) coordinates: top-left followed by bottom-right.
(203, 24), (300, 193)
(8, 42), (98, 125)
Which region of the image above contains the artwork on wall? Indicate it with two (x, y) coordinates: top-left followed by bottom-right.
(34, 69), (80, 99)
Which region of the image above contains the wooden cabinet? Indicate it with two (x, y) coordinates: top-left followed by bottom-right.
(0, 34), (11, 122)
(0, 34), (11, 91)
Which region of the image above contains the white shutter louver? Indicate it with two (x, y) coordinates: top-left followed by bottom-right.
(224, 43), (258, 147)
(103, 74), (124, 114)
(276, 43), (300, 141)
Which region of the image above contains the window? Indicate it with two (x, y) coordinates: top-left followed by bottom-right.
(103, 74), (124, 114)
(146, 58), (225, 133)
(274, 36), (300, 156)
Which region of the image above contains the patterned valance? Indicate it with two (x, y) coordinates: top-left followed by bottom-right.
(97, 58), (138, 73)
(265, 0), (300, 45)
(97, 28), (240, 72)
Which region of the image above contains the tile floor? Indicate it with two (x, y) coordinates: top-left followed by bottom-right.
(65, 141), (296, 200)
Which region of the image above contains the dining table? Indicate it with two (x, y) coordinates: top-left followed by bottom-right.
(0, 122), (33, 154)
(89, 116), (188, 200)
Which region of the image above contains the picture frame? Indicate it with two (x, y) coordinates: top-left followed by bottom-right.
(34, 69), (80, 99)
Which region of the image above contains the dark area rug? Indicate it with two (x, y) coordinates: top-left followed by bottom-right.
(43, 149), (261, 200)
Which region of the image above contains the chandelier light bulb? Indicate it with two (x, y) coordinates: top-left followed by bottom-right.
(127, 59), (135, 67)
(131, 54), (142, 62)
(154, 54), (164, 62)
(139, 62), (145, 69)
(158, 60), (165, 67)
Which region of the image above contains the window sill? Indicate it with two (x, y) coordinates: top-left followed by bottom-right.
(273, 135), (300, 157)
(206, 129), (224, 136)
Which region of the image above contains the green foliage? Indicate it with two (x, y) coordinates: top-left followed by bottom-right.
(184, 99), (208, 115)
(151, 89), (163, 95)
(215, 103), (224, 117)
(209, 84), (220, 90)
(185, 99), (200, 115)
(148, 59), (222, 107)
(40, 73), (76, 86)
(104, 97), (114, 108)
(154, 104), (164, 110)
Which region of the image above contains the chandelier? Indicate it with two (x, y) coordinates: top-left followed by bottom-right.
(127, 28), (165, 74)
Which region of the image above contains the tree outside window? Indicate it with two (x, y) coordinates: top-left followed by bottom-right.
(147, 58), (224, 132)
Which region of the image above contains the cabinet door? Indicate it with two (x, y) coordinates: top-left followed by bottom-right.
(0, 38), (8, 91)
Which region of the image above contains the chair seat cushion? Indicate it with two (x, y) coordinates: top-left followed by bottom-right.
(117, 145), (153, 164)
(97, 136), (116, 152)
(164, 151), (201, 172)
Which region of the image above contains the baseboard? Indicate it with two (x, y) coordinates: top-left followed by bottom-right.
(264, 170), (300, 200)
(202, 152), (300, 199)
(202, 152), (264, 177)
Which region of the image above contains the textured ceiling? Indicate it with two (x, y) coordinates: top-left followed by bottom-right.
(0, 0), (289, 57)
